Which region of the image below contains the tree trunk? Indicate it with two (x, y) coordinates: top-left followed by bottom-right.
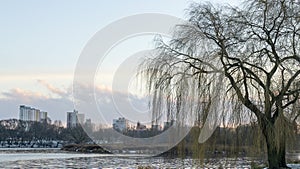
(278, 135), (287, 168)
(263, 122), (290, 169)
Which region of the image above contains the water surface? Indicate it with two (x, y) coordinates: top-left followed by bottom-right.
(0, 148), (299, 168)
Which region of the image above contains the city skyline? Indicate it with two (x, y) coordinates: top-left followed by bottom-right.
(18, 104), (89, 128)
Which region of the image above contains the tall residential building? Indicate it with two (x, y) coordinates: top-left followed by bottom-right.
(40, 111), (48, 121)
(113, 117), (129, 132)
(19, 105), (48, 122)
(84, 119), (94, 131)
(67, 110), (85, 128)
(85, 119), (92, 128)
(77, 113), (85, 124)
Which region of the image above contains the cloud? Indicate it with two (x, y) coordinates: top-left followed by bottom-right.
(2, 88), (49, 101)
(73, 83), (151, 125)
(0, 81), (150, 125)
(37, 79), (70, 98)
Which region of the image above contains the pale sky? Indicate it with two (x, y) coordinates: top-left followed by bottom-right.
(0, 0), (241, 123)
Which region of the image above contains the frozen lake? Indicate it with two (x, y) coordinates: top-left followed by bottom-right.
(0, 148), (299, 168)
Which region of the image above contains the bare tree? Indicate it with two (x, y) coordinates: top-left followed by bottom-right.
(141, 0), (300, 168)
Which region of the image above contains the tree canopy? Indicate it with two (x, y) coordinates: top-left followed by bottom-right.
(141, 0), (300, 168)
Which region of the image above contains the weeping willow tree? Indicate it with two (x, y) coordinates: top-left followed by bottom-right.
(141, 0), (300, 168)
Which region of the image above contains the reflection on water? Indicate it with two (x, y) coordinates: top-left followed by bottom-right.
(0, 149), (299, 168)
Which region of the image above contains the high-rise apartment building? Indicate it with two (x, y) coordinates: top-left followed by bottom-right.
(67, 110), (85, 128)
(113, 117), (129, 132)
(19, 105), (48, 122)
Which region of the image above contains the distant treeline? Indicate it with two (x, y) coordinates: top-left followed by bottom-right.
(0, 119), (90, 144)
(0, 119), (299, 157)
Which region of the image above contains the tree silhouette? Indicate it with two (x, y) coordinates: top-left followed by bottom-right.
(141, 0), (300, 168)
